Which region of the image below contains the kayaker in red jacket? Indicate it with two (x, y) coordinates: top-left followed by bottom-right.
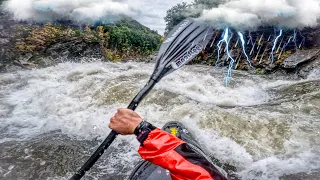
(109, 108), (228, 180)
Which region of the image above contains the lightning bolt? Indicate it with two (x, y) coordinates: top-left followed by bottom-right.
(270, 29), (283, 62)
(215, 28), (236, 86)
(278, 36), (293, 59)
(293, 29), (298, 50)
(284, 36), (293, 49)
(215, 31), (225, 66)
(298, 30), (306, 49)
(237, 32), (253, 68)
(247, 31), (253, 46)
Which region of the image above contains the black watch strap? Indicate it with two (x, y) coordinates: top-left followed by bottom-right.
(134, 121), (156, 145)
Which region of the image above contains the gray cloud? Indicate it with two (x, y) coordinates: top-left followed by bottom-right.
(5, 0), (315, 34)
(199, 0), (320, 30)
(3, 0), (193, 34)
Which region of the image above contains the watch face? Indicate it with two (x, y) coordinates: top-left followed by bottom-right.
(146, 122), (156, 130)
(134, 121), (146, 135)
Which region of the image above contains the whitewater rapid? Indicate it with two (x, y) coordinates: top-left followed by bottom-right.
(0, 61), (319, 180)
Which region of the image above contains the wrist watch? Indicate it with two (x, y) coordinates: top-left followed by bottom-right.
(134, 121), (156, 145)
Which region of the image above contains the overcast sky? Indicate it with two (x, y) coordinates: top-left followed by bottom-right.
(4, 0), (320, 34)
(4, 0), (193, 35)
(130, 0), (194, 34)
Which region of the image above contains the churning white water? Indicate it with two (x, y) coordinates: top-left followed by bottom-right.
(0, 61), (319, 180)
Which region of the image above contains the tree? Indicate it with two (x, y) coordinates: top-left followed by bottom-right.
(164, 2), (191, 35)
(193, 0), (224, 9)
(164, 0), (224, 34)
(102, 19), (161, 55)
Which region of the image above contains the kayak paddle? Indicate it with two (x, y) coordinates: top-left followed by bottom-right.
(70, 18), (213, 180)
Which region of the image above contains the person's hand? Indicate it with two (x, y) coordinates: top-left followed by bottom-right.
(109, 108), (143, 135)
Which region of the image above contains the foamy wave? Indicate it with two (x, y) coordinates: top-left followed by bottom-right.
(1, 61), (319, 179)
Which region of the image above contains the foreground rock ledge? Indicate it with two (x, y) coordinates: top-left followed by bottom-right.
(281, 170), (320, 180)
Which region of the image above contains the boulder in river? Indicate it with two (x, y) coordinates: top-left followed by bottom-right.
(281, 49), (320, 69)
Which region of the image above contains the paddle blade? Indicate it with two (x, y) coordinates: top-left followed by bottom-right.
(152, 18), (213, 80)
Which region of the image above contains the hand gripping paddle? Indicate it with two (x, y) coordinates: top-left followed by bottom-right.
(70, 18), (213, 180)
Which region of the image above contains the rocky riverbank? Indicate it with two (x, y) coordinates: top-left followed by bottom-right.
(0, 2), (161, 72)
(0, 1), (319, 78)
(191, 27), (320, 78)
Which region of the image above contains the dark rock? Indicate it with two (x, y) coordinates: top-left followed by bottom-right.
(280, 170), (320, 180)
(0, 37), (9, 44)
(28, 56), (56, 67)
(0, 30), (10, 38)
(0, 63), (23, 72)
(44, 38), (102, 61)
(0, 8), (17, 72)
(297, 55), (320, 78)
(282, 49), (320, 69)
(139, 52), (158, 63)
(12, 60), (26, 69)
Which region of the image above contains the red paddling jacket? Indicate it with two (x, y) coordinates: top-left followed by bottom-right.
(137, 128), (228, 180)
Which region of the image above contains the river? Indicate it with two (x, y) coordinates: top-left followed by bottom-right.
(0, 61), (319, 180)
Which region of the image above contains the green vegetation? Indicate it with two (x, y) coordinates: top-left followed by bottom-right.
(14, 18), (162, 62)
(102, 19), (162, 60)
(164, 0), (223, 34)
(164, 2), (192, 35)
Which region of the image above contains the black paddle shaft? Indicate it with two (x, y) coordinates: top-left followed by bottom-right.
(70, 79), (157, 180)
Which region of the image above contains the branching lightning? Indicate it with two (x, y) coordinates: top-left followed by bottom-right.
(270, 29), (283, 62)
(215, 31), (225, 66)
(298, 30), (306, 48)
(293, 29), (298, 50)
(237, 32), (253, 68)
(216, 28), (236, 86)
(214, 26), (306, 86)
